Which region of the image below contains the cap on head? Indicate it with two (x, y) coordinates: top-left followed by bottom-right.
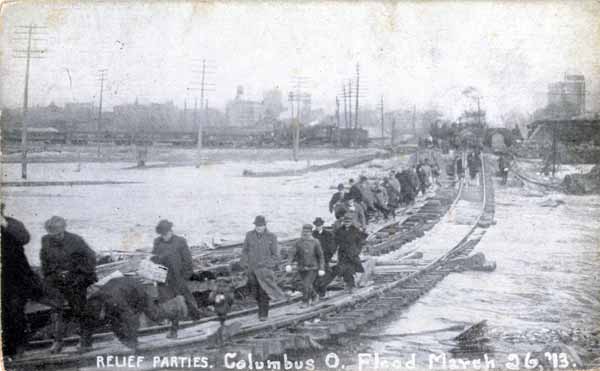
(253, 215), (266, 226)
(45, 216), (67, 235)
(313, 217), (325, 226)
(337, 183), (344, 190)
(155, 219), (173, 234)
(359, 175), (367, 181)
(302, 224), (313, 232)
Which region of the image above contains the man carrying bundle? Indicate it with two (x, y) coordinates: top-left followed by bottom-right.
(80, 276), (180, 352)
(151, 219), (201, 339)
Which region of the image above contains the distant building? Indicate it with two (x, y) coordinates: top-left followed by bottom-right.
(547, 74), (586, 116)
(226, 86), (264, 127)
(113, 101), (178, 132)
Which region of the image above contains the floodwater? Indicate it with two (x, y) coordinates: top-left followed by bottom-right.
(333, 181), (600, 370)
(1, 152), (407, 265)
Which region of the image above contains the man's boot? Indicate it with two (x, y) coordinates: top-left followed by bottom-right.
(167, 320), (179, 339)
(49, 313), (65, 354)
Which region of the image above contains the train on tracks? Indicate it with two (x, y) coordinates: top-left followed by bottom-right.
(1, 124), (369, 148)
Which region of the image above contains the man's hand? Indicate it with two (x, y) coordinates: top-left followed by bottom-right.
(285, 265), (292, 273)
(318, 270), (325, 277)
(0, 216), (7, 228)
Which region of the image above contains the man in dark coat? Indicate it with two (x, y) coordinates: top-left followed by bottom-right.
(152, 219), (200, 339)
(1, 204), (44, 358)
(40, 216), (97, 353)
(456, 154), (465, 179)
(312, 217), (337, 298)
(328, 183), (346, 213)
(240, 215), (286, 321)
(285, 224), (324, 307)
(80, 276), (166, 351)
(334, 214), (368, 293)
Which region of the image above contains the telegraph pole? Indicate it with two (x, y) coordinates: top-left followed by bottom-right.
(391, 119), (396, 147)
(379, 96), (384, 139)
(335, 96), (340, 128)
(348, 80), (353, 129)
(13, 24), (47, 179)
(290, 76), (310, 161)
(354, 63), (360, 129)
(342, 84), (348, 128)
(96, 69), (107, 156)
(189, 58), (215, 167)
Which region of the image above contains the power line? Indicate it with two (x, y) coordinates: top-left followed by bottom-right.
(13, 23), (48, 179)
(188, 58), (216, 166)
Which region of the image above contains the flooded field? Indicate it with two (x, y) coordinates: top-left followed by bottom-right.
(332, 181), (600, 369)
(1, 150), (407, 266)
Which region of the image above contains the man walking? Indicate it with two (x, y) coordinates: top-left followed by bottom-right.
(285, 224), (325, 307)
(40, 216), (97, 353)
(312, 217), (337, 298)
(152, 219), (201, 339)
(334, 214), (368, 293)
(1, 204), (44, 359)
(240, 216), (286, 321)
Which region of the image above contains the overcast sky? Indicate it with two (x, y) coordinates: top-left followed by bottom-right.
(1, 1), (599, 123)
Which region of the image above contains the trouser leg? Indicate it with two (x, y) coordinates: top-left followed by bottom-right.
(110, 309), (139, 350)
(248, 271), (270, 318)
(341, 266), (355, 288)
(299, 270), (317, 303)
(2, 296), (27, 357)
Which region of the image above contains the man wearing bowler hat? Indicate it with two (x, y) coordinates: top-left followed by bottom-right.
(40, 216), (97, 353)
(311, 217), (337, 298)
(240, 215), (286, 321)
(152, 219), (200, 339)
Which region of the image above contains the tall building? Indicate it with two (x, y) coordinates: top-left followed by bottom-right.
(547, 74), (586, 116)
(225, 86), (264, 127)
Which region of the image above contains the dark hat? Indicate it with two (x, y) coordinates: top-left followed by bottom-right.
(359, 175), (367, 181)
(253, 215), (266, 226)
(302, 224), (313, 231)
(337, 183), (344, 190)
(313, 217), (325, 226)
(44, 216), (67, 235)
(155, 219), (173, 234)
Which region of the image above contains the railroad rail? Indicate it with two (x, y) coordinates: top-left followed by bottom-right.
(11, 152), (495, 371)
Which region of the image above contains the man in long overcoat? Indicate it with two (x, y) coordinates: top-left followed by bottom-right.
(334, 215), (368, 292)
(312, 217), (337, 298)
(152, 219), (200, 338)
(240, 215), (286, 321)
(1, 204), (44, 358)
(328, 183), (346, 213)
(40, 216), (97, 353)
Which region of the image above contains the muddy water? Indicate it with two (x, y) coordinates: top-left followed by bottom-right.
(333, 182), (600, 370)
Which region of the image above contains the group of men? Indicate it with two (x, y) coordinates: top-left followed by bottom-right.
(328, 158), (440, 230)
(1, 159), (442, 358)
(1, 207), (201, 358)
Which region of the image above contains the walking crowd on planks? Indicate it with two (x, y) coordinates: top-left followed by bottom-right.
(1, 155), (449, 360)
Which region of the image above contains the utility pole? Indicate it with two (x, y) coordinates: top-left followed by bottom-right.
(335, 96), (340, 128)
(412, 105), (417, 136)
(391, 119), (396, 147)
(348, 80), (353, 130)
(290, 76), (310, 161)
(96, 69), (107, 156)
(13, 24), (47, 179)
(189, 59), (215, 167)
(379, 96), (384, 139)
(551, 122), (557, 177)
(354, 63), (360, 129)
(476, 96), (482, 127)
(342, 84), (348, 128)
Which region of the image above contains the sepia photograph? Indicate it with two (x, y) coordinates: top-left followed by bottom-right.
(0, 1), (599, 370)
